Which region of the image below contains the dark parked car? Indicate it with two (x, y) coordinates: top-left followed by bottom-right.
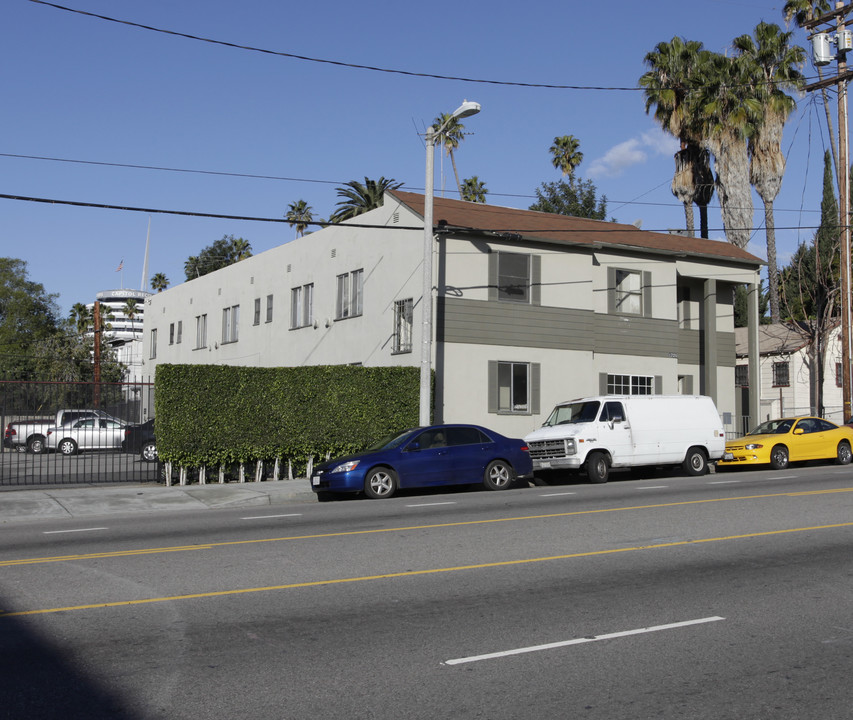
(121, 418), (157, 462)
(310, 424), (532, 500)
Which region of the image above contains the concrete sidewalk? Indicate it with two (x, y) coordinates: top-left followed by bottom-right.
(0, 478), (318, 523)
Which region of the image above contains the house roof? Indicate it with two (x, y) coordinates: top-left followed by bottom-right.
(733, 322), (840, 357)
(389, 190), (764, 267)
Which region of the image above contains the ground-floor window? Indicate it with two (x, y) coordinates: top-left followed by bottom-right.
(606, 374), (653, 395)
(488, 361), (540, 414)
(392, 298), (413, 354)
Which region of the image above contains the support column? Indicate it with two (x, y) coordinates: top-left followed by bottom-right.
(703, 278), (717, 403)
(747, 280), (761, 428)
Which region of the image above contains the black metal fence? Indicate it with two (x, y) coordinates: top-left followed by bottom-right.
(0, 379), (161, 487)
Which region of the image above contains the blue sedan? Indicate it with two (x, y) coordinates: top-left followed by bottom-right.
(311, 424), (533, 500)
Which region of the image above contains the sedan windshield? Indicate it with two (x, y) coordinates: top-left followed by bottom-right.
(365, 429), (419, 452)
(749, 419), (794, 435)
(543, 401), (600, 427)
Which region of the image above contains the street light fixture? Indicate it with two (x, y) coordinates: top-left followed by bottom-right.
(419, 100), (481, 426)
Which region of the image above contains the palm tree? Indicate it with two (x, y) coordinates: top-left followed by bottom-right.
(461, 176), (488, 203)
(695, 51), (760, 250)
(123, 299), (138, 333)
(734, 21), (805, 322)
(150, 272), (169, 292)
(285, 199), (314, 238)
(639, 37), (714, 238)
(230, 237), (252, 261)
(433, 112), (467, 197)
(549, 135), (584, 176)
(329, 177), (402, 222)
(69, 303), (91, 335)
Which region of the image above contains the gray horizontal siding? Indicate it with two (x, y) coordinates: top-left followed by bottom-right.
(438, 297), (736, 365)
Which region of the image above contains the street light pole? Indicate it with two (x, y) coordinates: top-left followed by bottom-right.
(419, 100), (480, 426)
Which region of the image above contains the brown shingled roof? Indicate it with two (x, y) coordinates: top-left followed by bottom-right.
(389, 190), (764, 266)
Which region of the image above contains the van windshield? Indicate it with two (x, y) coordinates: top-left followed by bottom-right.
(543, 401), (600, 426)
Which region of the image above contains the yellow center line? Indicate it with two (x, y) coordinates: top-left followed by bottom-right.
(3, 520), (852, 618)
(2, 487), (853, 568)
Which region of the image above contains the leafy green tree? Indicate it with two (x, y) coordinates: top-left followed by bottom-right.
(779, 151), (839, 415)
(733, 282), (770, 327)
(0, 258), (61, 379)
(550, 135), (584, 176)
(460, 176), (488, 203)
(30, 318), (124, 384)
(529, 177), (609, 220)
(433, 112), (468, 196)
(150, 272), (169, 292)
(285, 199), (314, 238)
(734, 21), (805, 322)
(184, 235), (253, 280)
(329, 177), (402, 223)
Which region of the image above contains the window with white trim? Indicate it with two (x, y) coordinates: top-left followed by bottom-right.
(392, 298), (413, 354)
(488, 361), (540, 415)
(222, 304), (239, 343)
(614, 270), (642, 314)
(195, 314), (207, 349)
(149, 329), (157, 359)
(176, 320), (182, 344)
(266, 294), (274, 323)
(291, 284), (314, 329)
(607, 374), (653, 395)
(253, 298), (261, 326)
(336, 269), (363, 319)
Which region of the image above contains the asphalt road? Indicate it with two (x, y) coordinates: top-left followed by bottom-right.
(2, 465), (853, 719)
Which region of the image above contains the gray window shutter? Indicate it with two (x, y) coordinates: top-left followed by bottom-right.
(488, 252), (498, 302)
(531, 362), (541, 414)
(607, 267), (616, 314)
(488, 361), (498, 413)
(682, 375), (693, 394)
(599, 372), (608, 395)
(654, 375), (663, 394)
(643, 271), (653, 317)
(531, 255), (541, 306)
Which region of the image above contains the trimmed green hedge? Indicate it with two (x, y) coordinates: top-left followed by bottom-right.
(154, 364), (423, 469)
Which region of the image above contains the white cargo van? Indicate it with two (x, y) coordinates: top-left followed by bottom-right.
(524, 395), (726, 483)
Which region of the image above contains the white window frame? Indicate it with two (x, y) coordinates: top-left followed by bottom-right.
(336, 269), (363, 319)
(498, 361), (529, 413)
(253, 298), (261, 326)
(606, 374), (653, 395)
(195, 314), (207, 349)
(291, 284), (314, 329)
(149, 328), (157, 359)
(222, 304), (240, 344)
(266, 294), (274, 323)
(614, 269), (642, 315)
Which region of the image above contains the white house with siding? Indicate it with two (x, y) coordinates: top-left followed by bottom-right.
(143, 191), (764, 438)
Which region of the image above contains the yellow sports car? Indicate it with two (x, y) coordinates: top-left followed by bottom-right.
(718, 417), (853, 470)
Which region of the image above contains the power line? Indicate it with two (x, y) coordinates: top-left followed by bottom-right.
(29, 1), (823, 92)
(0, 192), (826, 234)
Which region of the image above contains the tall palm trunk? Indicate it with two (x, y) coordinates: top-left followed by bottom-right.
(706, 132), (754, 249)
(672, 149), (696, 236)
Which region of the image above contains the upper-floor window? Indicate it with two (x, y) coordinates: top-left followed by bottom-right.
(169, 322), (176, 345)
(169, 321), (183, 345)
(488, 251), (540, 305)
(222, 304), (239, 344)
(176, 320), (182, 344)
(195, 314), (207, 349)
(772, 361), (790, 387)
(266, 294), (274, 323)
(393, 298), (413, 354)
(336, 269), (363, 319)
(291, 284), (314, 329)
(253, 298), (261, 326)
(608, 268), (650, 317)
(149, 329), (157, 359)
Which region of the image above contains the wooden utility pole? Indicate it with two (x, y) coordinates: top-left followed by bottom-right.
(805, 2), (853, 420)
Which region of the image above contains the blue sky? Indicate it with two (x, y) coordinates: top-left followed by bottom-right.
(2, 0), (834, 316)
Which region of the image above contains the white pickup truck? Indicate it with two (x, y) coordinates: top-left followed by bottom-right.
(3, 409), (120, 454)
(524, 395), (726, 483)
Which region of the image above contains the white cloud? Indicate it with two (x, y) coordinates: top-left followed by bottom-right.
(587, 129), (679, 179)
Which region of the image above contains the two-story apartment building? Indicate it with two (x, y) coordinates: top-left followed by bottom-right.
(143, 190), (764, 438)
